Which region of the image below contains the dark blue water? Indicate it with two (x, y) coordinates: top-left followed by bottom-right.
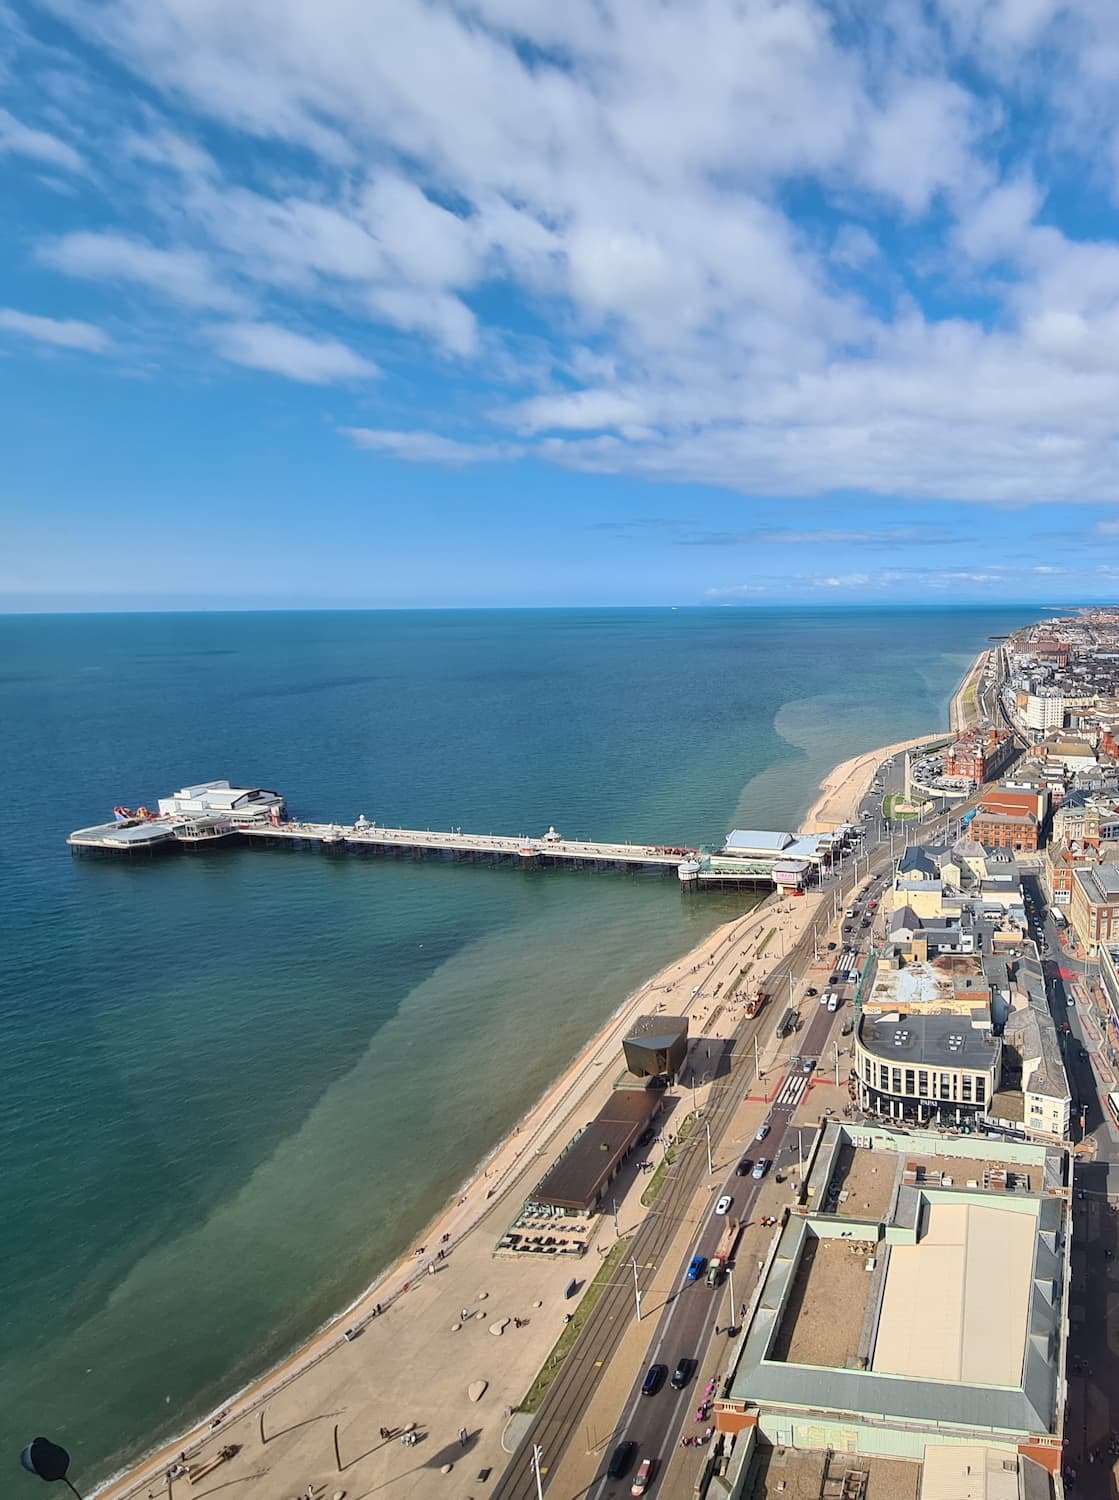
(0, 606), (1033, 1485)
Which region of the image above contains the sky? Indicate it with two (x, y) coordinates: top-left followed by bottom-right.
(5, 1), (1119, 609)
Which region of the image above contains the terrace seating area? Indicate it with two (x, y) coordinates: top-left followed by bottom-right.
(495, 1214), (591, 1257)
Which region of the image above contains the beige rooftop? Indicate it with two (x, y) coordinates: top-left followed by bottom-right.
(873, 1203), (1033, 1386)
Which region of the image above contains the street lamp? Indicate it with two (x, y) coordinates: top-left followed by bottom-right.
(19, 1439), (84, 1500)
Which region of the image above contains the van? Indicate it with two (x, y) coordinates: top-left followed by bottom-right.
(841, 1016), (854, 1036)
(827, 993), (840, 1012)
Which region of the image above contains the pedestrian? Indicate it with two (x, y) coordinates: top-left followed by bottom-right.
(459, 1427), (468, 1446)
(461, 1307), (470, 1321)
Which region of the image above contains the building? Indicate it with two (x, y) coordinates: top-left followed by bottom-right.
(1096, 944), (1119, 1075)
(945, 728), (1015, 784)
(156, 779), (286, 821)
(1069, 863), (1119, 954)
(527, 1087), (662, 1216)
(971, 788), (1048, 853)
(1020, 691), (1066, 734)
(713, 1122), (1070, 1498)
(855, 1012), (999, 1125)
(621, 1014), (688, 1080)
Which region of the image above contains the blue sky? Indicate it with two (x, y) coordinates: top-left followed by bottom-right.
(5, 0), (1119, 609)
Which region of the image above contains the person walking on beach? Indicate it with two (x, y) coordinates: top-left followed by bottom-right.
(459, 1427), (468, 1447)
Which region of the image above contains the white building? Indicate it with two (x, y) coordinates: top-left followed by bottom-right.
(156, 780), (285, 822)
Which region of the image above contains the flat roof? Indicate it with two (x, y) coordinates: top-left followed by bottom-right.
(725, 829), (793, 853)
(531, 1088), (660, 1211)
(861, 1015), (996, 1071)
(624, 1014), (688, 1046)
(872, 1201), (1034, 1385)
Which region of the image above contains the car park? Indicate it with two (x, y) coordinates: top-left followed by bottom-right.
(641, 1363), (667, 1396)
(755, 1121), (770, 1141)
(671, 1357), (694, 1389)
(607, 1441), (637, 1480)
(686, 1255), (706, 1283)
(715, 1194), (733, 1216)
(752, 1158), (769, 1179)
(631, 1458), (654, 1497)
(735, 1157), (753, 1176)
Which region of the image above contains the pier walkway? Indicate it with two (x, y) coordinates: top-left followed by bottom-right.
(239, 821), (695, 870)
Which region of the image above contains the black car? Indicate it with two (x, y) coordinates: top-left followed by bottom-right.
(735, 1157), (753, 1176)
(827, 941), (838, 950)
(860, 919), (870, 928)
(641, 1362), (668, 1396)
(829, 973), (840, 985)
(670, 1357), (694, 1390)
(805, 986), (818, 997)
(607, 1440), (637, 1480)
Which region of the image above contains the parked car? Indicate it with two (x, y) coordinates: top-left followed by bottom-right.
(631, 1458), (654, 1497)
(641, 1363), (667, 1396)
(607, 1441), (637, 1480)
(671, 1357), (694, 1389)
(715, 1194), (733, 1216)
(686, 1256), (706, 1283)
(752, 1158), (769, 1179)
(827, 941), (838, 950)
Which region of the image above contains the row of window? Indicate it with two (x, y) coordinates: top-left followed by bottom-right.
(861, 1055), (987, 1103)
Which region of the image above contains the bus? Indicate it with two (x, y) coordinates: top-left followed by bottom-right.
(777, 1007), (798, 1039)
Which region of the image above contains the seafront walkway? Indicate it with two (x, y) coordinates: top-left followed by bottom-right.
(243, 822), (691, 867)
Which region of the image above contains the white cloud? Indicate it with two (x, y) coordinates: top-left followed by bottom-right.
(212, 322), (379, 383)
(0, 307), (110, 352)
(38, 232), (243, 311)
(0, 107), (82, 171)
(341, 427), (520, 464)
(704, 583), (769, 597)
(28, 0), (1119, 502)
(812, 573), (871, 588)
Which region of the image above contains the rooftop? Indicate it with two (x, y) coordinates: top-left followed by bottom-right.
(724, 828), (794, 854)
(859, 1014), (997, 1071)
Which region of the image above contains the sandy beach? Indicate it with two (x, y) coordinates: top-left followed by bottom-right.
(92, 724), (935, 1500)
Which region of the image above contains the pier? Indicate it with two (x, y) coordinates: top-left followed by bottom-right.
(67, 780), (859, 890)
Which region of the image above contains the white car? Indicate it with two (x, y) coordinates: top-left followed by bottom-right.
(715, 1195), (733, 1216)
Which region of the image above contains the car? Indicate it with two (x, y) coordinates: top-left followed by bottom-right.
(868, 900), (878, 911)
(686, 1255), (706, 1283)
(860, 919), (870, 928)
(829, 973), (841, 984)
(805, 986), (818, 997)
(631, 1458), (654, 1497)
(607, 1441), (637, 1480)
(735, 1157), (753, 1176)
(827, 941), (838, 950)
(715, 1194), (733, 1216)
(752, 1158), (769, 1179)
(670, 1357), (694, 1389)
(802, 1058), (815, 1074)
(755, 1121), (770, 1142)
(641, 1363), (667, 1396)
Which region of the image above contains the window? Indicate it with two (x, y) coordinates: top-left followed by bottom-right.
(892, 1068), (902, 1093)
(940, 1076), (951, 1099)
(961, 1077), (972, 1102)
(904, 1069), (915, 1095)
(976, 1078), (986, 1103)
(918, 1070), (929, 1097)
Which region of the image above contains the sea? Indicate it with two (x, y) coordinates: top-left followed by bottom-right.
(0, 604), (1034, 1486)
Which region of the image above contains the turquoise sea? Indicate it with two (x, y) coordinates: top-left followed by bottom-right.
(1, 605), (1033, 1487)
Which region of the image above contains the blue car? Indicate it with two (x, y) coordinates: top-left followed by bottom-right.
(686, 1255), (706, 1283)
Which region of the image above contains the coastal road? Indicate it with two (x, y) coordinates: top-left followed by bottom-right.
(580, 1000), (845, 1500)
(493, 839), (899, 1500)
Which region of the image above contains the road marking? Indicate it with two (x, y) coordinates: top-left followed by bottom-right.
(775, 1075), (808, 1108)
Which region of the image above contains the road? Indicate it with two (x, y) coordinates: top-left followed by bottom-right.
(494, 719), (1009, 1500)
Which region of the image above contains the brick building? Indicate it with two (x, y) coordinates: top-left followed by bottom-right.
(945, 728), (1015, 784)
(1070, 864), (1119, 955)
(971, 787), (1048, 853)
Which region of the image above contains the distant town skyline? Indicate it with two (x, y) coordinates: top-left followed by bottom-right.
(7, 3), (1119, 610)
